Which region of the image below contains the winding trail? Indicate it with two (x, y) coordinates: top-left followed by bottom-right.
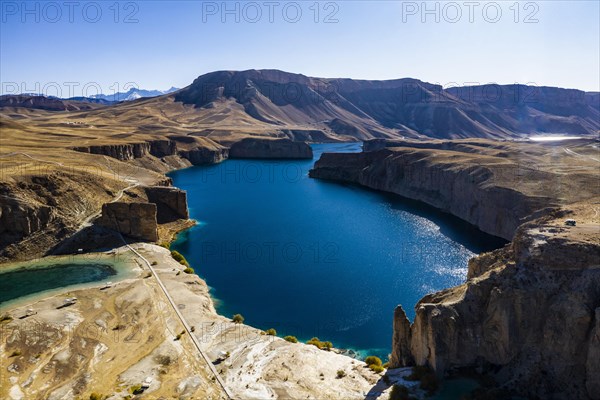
(563, 147), (600, 162)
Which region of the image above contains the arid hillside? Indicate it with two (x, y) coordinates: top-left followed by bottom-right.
(2, 70), (599, 145)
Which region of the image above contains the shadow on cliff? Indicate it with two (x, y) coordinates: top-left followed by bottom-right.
(364, 371), (393, 399)
(48, 225), (135, 256)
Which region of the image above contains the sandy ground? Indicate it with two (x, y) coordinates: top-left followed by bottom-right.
(1, 244), (419, 400)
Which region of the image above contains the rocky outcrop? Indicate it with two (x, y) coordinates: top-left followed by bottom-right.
(389, 305), (413, 368)
(73, 143), (152, 161)
(149, 139), (178, 157)
(310, 149), (552, 240)
(0, 196), (53, 248)
(144, 186), (189, 222)
(390, 223), (600, 399)
(98, 202), (158, 242)
(179, 146), (228, 164)
(228, 138), (313, 159)
(73, 139), (180, 161)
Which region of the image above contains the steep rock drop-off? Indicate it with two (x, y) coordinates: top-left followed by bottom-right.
(228, 138), (313, 159)
(388, 221), (600, 399)
(310, 138), (600, 399)
(98, 202), (159, 242)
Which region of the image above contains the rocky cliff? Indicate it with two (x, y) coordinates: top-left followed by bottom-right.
(311, 138), (600, 399)
(98, 202), (159, 242)
(389, 218), (600, 399)
(311, 150), (543, 240)
(144, 186), (189, 222)
(228, 138), (313, 159)
(73, 139), (180, 161)
(0, 169), (133, 262)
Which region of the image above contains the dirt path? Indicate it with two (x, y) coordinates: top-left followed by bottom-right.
(124, 242), (234, 399)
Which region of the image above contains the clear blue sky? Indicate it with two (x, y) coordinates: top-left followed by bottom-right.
(1, 1), (599, 96)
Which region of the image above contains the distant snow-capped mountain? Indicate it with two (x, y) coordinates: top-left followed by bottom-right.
(90, 87), (179, 102)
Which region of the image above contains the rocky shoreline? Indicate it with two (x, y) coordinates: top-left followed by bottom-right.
(0, 137), (312, 262)
(310, 138), (600, 399)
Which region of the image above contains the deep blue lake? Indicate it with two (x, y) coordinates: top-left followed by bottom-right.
(170, 143), (505, 359)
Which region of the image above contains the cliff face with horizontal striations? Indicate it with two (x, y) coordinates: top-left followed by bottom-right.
(310, 149), (550, 240)
(73, 139), (180, 161)
(0, 196), (53, 247)
(98, 202), (159, 242)
(311, 138), (600, 399)
(229, 138), (313, 159)
(144, 186), (189, 222)
(391, 221), (600, 399)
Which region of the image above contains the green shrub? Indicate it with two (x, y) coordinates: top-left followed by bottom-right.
(369, 364), (385, 373)
(183, 267), (194, 274)
(175, 331), (185, 341)
(382, 361), (389, 368)
(171, 250), (187, 263)
(0, 314), (13, 323)
(159, 242), (171, 249)
(151, 261), (158, 266)
(89, 393), (103, 400)
(232, 314), (244, 324)
(336, 369), (346, 379)
(306, 337), (333, 350)
(284, 336), (298, 343)
(9, 350), (21, 357)
(265, 328), (277, 336)
(365, 356), (382, 367)
(130, 384), (143, 395)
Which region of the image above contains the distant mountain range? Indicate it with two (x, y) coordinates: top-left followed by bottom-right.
(1, 70), (598, 140)
(174, 70), (600, 139)
(86, 87), (180, 102)
(0, 87), (180, 107)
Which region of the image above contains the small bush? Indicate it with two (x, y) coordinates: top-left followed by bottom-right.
(151, 261), (158, 266)
(10, 350), (22, 357)
(306, 337), (333, 350)
(171, 250), (187, 263)
(156, 354), (172, 366)
(370, 364), (385, 373)
(183, 267), (194, 274)
(232, 314), (244, 324)
(89, 393), (103, 400)
(382, 361), (389, 368)
(130, 384), (144, 395)
(265, 328), (277, 336)
(365, 356), (382, 367)
(284, 336), (298, 343)
(159, 242), (171, 249)
(175, 331), (185, 341)
(0, 314), (13, 323)
(336, 369), (346, 379)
